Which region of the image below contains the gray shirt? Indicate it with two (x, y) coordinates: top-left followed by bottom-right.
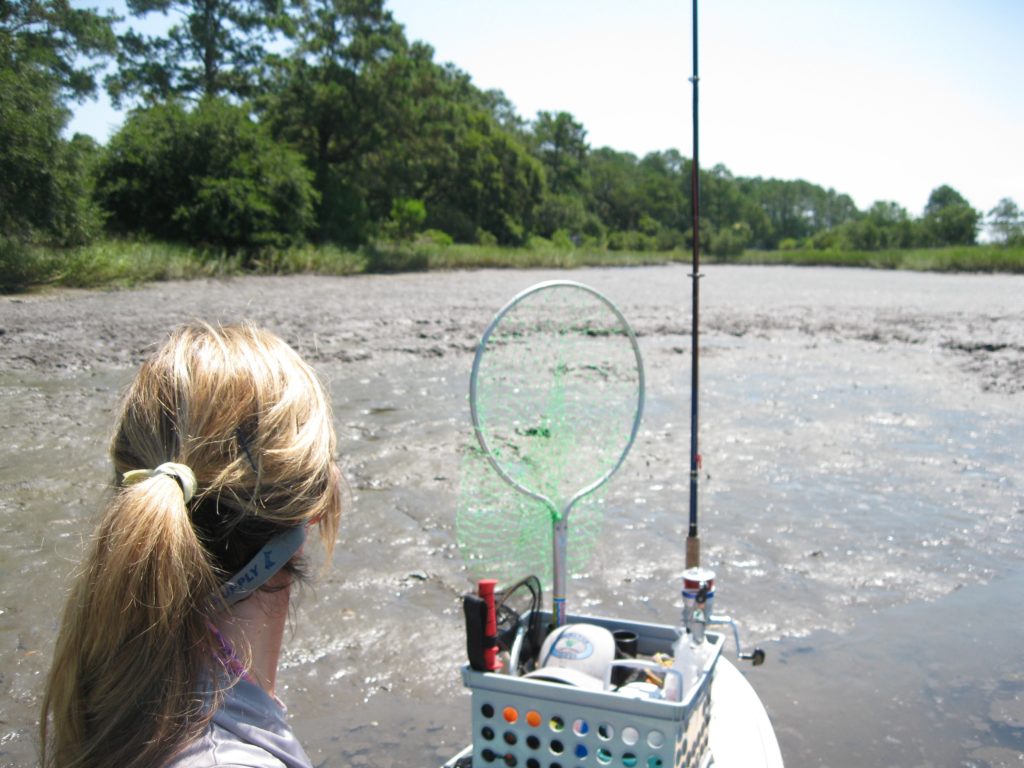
(166, 680), (313, 768)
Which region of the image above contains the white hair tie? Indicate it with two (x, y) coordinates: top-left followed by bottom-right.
(122, 462), (198, 504)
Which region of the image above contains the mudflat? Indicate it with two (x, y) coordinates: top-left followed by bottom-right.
(2, 266), (1022, 767)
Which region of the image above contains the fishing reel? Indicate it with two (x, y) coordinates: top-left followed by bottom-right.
(682, 567), (765, 666)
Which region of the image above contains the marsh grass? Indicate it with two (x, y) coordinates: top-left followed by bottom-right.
(734, 244), (1024, 272)
(1, 239), (240, 292)
(2, 239), (1021, 294)
(422, 242), (686, 270)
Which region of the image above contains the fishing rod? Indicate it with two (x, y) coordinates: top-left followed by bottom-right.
(686, 0), (702, 570)
(680, 1), (765, 667)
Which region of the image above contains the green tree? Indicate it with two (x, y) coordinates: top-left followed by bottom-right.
(430, 109), (544, 245)
(0, 0), (115, 245)
(383, 197), (426, 241)
(259, 0), (409, 242)
(825, 201), (917, 251)
(1, 0), (117, 100)
(108, 0), (285, 105)
(921, 184), (979, 246)
(531, 110), (588, 194)
(635, 150), (688, 234)
(98, 98), (316, 250)
(739, 177), (858, 248)
(479, 88), (527, 136)
(586, 148), (646, 233)
(262, 2), (545, 246)
(398, 81), (544, 245)
(986, 197), (1023, 245)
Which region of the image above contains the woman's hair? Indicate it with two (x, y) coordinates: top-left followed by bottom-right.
(40, 322), (342, 768)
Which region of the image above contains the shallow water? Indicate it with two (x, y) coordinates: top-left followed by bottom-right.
(1, 266), (1022, 767)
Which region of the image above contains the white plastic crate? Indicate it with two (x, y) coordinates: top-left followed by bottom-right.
(462, 612), (722, 768)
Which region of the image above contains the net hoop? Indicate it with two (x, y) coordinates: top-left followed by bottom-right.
(468, 279), (646, 522)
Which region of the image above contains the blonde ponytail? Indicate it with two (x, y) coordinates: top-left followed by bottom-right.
(42, 474), (219, 768)
(41, 323), (342, 768)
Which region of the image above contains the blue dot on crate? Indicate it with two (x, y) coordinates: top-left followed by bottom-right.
(572, 718), (589, 736)
(575, 744), (589, 759)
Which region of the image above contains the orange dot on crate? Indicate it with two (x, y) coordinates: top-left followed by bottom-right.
(526, 711), (541, 728)
(503, 706), (518, 724)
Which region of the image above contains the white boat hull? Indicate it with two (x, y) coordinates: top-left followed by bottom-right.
(709, 657), (783, 767)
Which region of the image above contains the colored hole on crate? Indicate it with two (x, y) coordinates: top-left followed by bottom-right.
(622, 727), (639, 747)
(503, 732), (517, 746)
(647, 731), (664, 749)
(596, 748), (612, 765)
(526, 736), (540, 750)
(481, 727), (495, 741)
(481, 704), (495, 718)
(572, 719), (588, 737)
(550, 716), (565, 732)
(527, 760), (540, 768)
(647, 757), (663, 768)
(526, 710), (542, 728)
(503, 707), (518, 724)
(622, 753), (638, 767)
(597, 723), (613, 741)
(503, 754), (517, 767)
(481, 748), (496, 763)
(575, 744), (588, 759)
(550, 740), (564, 755)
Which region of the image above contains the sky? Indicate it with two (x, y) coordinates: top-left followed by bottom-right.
(68, 0), (1024, 218)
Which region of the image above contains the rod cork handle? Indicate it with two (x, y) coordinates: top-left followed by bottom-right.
(686, 535), (701, 570)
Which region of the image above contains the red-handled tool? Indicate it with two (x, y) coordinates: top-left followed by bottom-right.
(478, 578), (501, 671)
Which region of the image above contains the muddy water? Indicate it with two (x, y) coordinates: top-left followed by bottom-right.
(1, 266), (1022, 767)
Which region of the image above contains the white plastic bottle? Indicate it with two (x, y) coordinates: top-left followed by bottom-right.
(663, 633), (699, 702)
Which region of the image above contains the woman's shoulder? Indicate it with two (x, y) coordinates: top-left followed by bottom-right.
(163, 721), (293, 768)
(165, 682), (313, 768)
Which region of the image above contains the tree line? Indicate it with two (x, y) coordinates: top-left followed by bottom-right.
(4, 0), (1023, 260)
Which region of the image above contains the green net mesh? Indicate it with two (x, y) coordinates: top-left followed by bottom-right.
(457, 282), (643, 589)
(455, 445), (608, 586)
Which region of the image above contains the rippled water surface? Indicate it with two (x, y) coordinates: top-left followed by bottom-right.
(1, 267), (1022, 767)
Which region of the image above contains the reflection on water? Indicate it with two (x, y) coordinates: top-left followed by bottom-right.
(2, 268), (1022, 768)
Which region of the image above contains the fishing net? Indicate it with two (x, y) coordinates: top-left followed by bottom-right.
(457, 281), (644, 596)
(456, 446), (606, 586)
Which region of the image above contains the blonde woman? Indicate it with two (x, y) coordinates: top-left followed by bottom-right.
(40, 323), (343, 768)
